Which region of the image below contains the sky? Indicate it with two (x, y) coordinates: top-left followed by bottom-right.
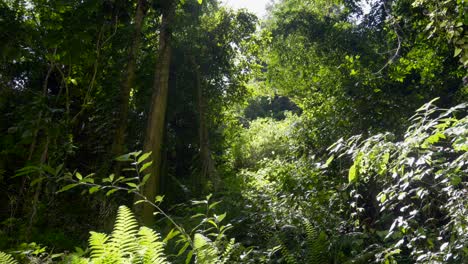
(221, 0), (373, 19)
(221, 0), (271, 18)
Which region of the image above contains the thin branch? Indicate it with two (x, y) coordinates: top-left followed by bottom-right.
(374, 2), (402, 75)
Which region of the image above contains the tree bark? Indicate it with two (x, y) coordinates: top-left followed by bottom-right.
(193, 58), (220, 192)
(140, 2), (175, 225)
(110, 0), (148, 174)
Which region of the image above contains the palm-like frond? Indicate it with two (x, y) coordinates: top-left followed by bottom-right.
(220, 238), (236, 264)
(0, 251), (18, 264)
(110, 205), (139, 258)
(137, 226), (169, 264)
(305, 221), (328, 264)
(89, 231), (110, 259)
(86, 205), (169, 264)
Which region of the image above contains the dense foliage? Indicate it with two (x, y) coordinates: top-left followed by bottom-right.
(0, 0), (466, 263)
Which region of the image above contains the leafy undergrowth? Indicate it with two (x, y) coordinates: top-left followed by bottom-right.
(1, 101), (466, 263)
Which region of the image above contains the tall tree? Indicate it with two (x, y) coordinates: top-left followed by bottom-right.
(141, 0), (176, 225)
(193, 57), (219, 191)
(110, 0), (148, 174)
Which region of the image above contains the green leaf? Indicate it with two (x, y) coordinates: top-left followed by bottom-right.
(141, 174), (151, 185)
(207, 219), (218, 228)
(450, 176), (461, 185)
(380, 193), (387, 203)
(216, 212), (226, 222)
(115, 154), (131, 162)
(348, 164), (358, 183)
(14, 166), (40, 177)
(164, 228), (180, 243)
(155, 195), (164, 203)
(42, 164), (56, 175)
(197, 0), (202, 4)
(106, 189), (118, 196)
(208, 200), (222, 210)
(130, 150), (142, 157)
(126, 182), (138, 188)
(178, 242), (190, 257)
(89, 186), (100, 194)
(137, 152), (152, 164)
(191, 213), (205, 218)
(139, 161), (153, 173)
(75, 172), (83, 180)
(74, 247), (84, 255)
(325, 155), (334, 167)
(426, 132), (446, 145)
(134, 199), (146, 205)
(55, 164), (64, 175)
(454, 47), (462, 57)
(51, 253), (64, 259)
(57, 184), (78, 193)
(185, 250), (193, 264)
(31, 177), (45, 186)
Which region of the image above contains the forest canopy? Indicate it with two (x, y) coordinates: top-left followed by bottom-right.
(0, 0), (466, 263)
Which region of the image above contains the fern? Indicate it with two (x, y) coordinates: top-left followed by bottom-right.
(137, 227), (169, 264)
(110, 205), (139, 259)
(280, 244), (298, 264)
(85, 205), (169, 264)
(304, 221), (328, 264)
(274, 221), (329, 264)
(274, 233), (298, 264)
(0, 251), (18, 264)
(194, 233), (219, 264)
(89, 232), (110, 259)
(220, 238), (236, 264)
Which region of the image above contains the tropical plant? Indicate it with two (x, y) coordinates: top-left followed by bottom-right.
(330, 99), (468, 263)
(72, 205), (169, 264)
(0, 251), (18, 264)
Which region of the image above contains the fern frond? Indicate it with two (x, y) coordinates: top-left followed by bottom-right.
(89, 231), (110, 259)
(0, 251), (18, 264)
(194, 233), (219, 264)
(137, 226), (169, 264)
(220, 238), (236, 263)
(304, 221), (328, 264)
(0, 252), (17, 264)
(280, 245), (298, 264)
(110, 205), (139, 258)
(274, 232), (298, 264)
(87, 206), (172, 264)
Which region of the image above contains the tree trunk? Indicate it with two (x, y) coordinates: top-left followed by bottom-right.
(110, 0), (148, 174)
(27, 136), (49, 238)
(193, 58), (219, 192)
(140, 2), (175, 225)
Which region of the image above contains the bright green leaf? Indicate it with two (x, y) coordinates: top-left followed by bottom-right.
(57, 184), (78, 193)
(139, 161), (153, 173)
(89, 186), (100, 194)
(126, 182), (138, 188)
(137, 152), (152, 164)
(348, 164), (358, 183)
